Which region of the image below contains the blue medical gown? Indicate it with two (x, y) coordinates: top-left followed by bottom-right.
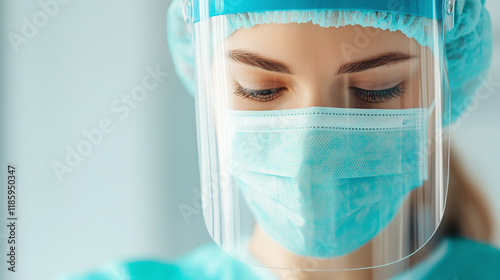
(59, 237), (500, 280)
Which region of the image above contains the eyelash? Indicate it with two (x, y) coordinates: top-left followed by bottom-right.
(350, 84), (406, 103)
(234, 85), (284, 102)
(234, 83), (406, 103)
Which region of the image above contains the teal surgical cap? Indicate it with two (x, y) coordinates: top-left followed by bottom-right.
(167, 0), (493, 124)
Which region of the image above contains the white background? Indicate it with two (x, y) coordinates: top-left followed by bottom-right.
(0, 1), (499, 280)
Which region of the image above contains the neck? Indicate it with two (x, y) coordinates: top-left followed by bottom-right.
(248, 226), (432, 280)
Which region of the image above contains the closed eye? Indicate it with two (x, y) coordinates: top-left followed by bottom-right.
(234, 85), (284, 102)
(350, 84), (406, 103)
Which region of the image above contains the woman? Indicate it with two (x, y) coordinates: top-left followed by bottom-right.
(63, 0), (500, 279)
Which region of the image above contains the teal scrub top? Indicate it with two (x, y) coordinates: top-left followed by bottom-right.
(58, 237), (500, 280)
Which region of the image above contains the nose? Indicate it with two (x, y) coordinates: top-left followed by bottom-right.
(293, 85), (347, 109)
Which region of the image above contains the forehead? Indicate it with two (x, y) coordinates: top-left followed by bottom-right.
(226, 22), (421, 65)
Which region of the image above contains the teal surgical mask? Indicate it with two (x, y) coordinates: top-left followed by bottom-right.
(228, 105), (434, 258)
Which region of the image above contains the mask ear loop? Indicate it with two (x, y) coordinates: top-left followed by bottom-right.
(415, 98), (437, 183)
(428, 99), (437, 116)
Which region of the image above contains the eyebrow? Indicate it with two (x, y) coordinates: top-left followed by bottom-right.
(337, 52), (417, 74)
(228, 51), (416, 76)
(228, 50), (293, 75)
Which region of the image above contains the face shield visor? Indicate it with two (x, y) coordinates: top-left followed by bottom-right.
(187, 0), (453, 271)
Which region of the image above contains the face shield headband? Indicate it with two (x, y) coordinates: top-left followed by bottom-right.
(188, 0), (449, 23)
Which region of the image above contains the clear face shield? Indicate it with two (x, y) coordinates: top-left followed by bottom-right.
(188, 0), (452, 271)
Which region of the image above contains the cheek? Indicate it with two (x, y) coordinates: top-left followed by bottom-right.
(409, 72), (424, 107)
(399, 65), (429, 109)
(232, 97), (263, 110)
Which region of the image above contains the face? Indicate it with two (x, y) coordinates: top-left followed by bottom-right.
(201, 20), (444, 266)
(221, 22), (435, 111)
